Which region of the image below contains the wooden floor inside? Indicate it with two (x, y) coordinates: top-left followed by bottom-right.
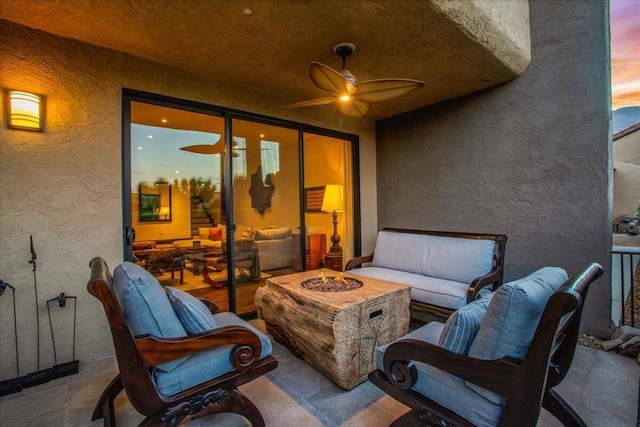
(154, 266), (296, 316)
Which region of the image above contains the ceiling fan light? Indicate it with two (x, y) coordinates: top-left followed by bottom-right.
(339, 95), (351, 102)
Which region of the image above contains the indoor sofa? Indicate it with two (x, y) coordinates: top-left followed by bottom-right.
(197, 224), (293, 271)
(346, 228), (507, 315)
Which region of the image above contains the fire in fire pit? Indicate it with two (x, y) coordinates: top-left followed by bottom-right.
(301, 272), (364, 292)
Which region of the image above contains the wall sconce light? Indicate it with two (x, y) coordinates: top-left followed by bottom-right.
(321, 184), (344, 255)
(5, 89), (45, 131)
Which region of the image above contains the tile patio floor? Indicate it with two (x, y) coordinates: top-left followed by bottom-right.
(0, 323), (637, 426)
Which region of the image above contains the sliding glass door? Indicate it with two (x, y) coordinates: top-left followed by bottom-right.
(229, 117), (300, 316)
(123, 90), (359, 316)
(302, 133), (354, 272)
(127, 99), (230, 309)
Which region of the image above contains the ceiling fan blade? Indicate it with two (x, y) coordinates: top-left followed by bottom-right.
(281, 96), (337, 108)
(354, 79), (425, 103)
(336, 99), (371, 118)
(180, 144), (240, 157)
(180, 144), (223, 155)
(309, 62), (356, 95)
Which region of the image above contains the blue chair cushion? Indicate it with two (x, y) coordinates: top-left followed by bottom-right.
(165, 286), (218, 334)
(112, 262), (187, 371)
(376, 323), (501, 427)
(466, 267), (568, 404)
(152, 312), (273, 397)
(438, 293), (494, 355)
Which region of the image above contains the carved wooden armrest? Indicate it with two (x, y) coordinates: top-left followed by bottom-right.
(199, 298), (222, 314)
(136, 325), (262, 371)
(466, 267), (503, 302)
(345, 253), (374, 270)
(382, 338), (520, 397)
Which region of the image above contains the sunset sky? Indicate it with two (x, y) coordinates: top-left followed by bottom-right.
(610, 0), (640, 110)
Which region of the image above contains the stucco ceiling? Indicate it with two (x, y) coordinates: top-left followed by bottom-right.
(0, 0), (531, 120)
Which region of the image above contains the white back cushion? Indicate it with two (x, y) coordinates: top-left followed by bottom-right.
(371, 231), (495, 283)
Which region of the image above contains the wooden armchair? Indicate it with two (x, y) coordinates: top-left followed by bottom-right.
(87, 257), (277, 426)
(369, 262), (603, 426)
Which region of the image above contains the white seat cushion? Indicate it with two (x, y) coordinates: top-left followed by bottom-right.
(349, 267), (469, 309)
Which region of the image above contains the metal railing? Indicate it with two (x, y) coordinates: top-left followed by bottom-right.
(611, 248), (640, 328)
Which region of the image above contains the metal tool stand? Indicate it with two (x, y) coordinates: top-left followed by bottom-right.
(23, 235), (51, 388)
(0, 280), (23, 396)
(47, 293), (79, 380)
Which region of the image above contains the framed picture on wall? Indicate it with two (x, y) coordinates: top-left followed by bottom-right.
(304, 186), (326, 212)
(140, 194), (161, 221)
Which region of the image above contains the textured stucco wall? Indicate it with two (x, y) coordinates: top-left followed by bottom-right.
(376, 0), (612, 336)
(0, 21), (376, 379)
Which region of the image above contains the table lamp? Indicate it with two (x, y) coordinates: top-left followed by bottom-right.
(159, 206), (170, 220)
(321, 184), (344, 254)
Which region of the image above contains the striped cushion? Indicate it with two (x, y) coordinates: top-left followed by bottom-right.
(438, 293), (493, 355)
(165, 287), (218, 334)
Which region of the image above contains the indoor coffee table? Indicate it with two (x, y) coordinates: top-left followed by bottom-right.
(254, 268), (411, 390)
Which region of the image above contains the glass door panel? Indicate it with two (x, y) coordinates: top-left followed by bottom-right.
(302, 133), (354, 272)
(230, 118), (300, 316)
(129, 101), (229, 311)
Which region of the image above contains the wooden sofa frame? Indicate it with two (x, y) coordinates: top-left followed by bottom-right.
(346, 228), (507, 316)
(87, 257), (278, 426)
(369, 262), (603, 427)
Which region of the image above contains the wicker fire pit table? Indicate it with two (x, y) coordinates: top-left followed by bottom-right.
(254, 268), (411, 389)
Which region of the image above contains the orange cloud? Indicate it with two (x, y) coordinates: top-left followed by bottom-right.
(611, 0), (640, 109)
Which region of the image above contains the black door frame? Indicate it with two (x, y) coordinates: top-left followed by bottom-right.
(122, 88), (361, 314)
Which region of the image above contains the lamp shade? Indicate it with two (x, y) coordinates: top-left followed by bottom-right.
(321, 184), (344, 212)
(6, 90), (44, 131)
(159, 207), (170, 218)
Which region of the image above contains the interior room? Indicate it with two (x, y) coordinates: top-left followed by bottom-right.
(0, 1), (638, 426)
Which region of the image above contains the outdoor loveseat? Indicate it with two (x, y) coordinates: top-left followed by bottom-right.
(346, 228), (507, 315)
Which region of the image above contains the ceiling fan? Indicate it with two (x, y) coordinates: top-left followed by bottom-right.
(283, 42), (425, 118)
(180, 139), (268, 157)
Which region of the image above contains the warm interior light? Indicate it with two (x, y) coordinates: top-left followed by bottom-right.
(6, 90), (43, 131)
(158, 206), (170, 219)
(339, 95), (351, 102)
(321, 184), (345, 255)
(321, 185), (344, 213)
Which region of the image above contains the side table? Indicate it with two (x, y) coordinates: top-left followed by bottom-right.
(324, 253), (343, 271)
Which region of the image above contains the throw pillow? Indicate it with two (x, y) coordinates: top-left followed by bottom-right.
(438, 293), (494, 355)
(208, 226), (223, 241)
(241, 226), (254, 240)
(165, 287), (218, 334)
(466, 266), (568, 404)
